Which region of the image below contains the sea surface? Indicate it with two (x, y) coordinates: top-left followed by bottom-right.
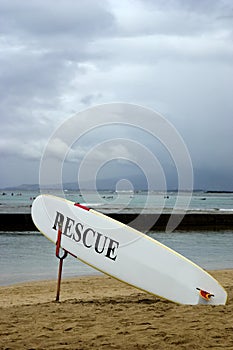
(0, 190), (233, 286)
(1, 189), (233, 214)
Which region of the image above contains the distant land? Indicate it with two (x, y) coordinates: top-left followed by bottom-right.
(2, 184), (40, 191)
(1, 183), (233, 193)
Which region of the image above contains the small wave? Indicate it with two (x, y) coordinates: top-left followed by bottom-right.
(0, 231), (40, 236)
(81, 203), (103, 207)
(219, 208), (233, 212)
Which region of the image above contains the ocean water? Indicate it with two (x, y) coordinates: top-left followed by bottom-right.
(0, 230), (233, 286)
(0, 190), (233, 286)
(0, 231), (97, 286)
(1, 190), (233, 213)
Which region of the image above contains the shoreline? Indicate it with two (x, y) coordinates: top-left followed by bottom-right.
(1, 212), (233, 231)
(1, 270), (233, 349)
(0, 267), (229, 289)
(0, 268), (231, 308)
(0, 270), (229, 303)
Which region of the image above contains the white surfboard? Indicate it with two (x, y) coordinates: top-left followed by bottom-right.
(31, 194), (227, 305)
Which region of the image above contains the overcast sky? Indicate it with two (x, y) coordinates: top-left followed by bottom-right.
(0, 0), (233, 190)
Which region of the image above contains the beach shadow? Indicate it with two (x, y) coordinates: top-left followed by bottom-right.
(60, 294), (173, 307)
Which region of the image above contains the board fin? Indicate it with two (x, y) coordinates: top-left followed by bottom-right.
(196, 287), (214, 301)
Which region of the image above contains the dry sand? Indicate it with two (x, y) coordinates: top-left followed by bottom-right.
(0, 270), (233, 349)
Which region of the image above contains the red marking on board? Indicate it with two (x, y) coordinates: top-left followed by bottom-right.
(74, 203), (90, 211)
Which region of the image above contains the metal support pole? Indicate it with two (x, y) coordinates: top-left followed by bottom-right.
(55, 223), (68, 302)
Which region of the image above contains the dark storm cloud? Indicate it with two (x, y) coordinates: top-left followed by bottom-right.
(0, 0), (115, 163)
(0, 0), (115, 100)
(0, 0), (114, 37)
(0, 0), (232, 189)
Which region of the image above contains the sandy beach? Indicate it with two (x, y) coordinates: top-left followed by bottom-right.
(0, 270), (233, 349)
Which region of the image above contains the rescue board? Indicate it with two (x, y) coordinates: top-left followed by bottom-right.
(31, 194), (227, 305)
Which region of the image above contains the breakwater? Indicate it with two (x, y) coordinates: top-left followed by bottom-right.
(0, 212), (232, 231)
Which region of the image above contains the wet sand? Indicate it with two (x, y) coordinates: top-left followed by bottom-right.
(0, 270), (233, 349)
